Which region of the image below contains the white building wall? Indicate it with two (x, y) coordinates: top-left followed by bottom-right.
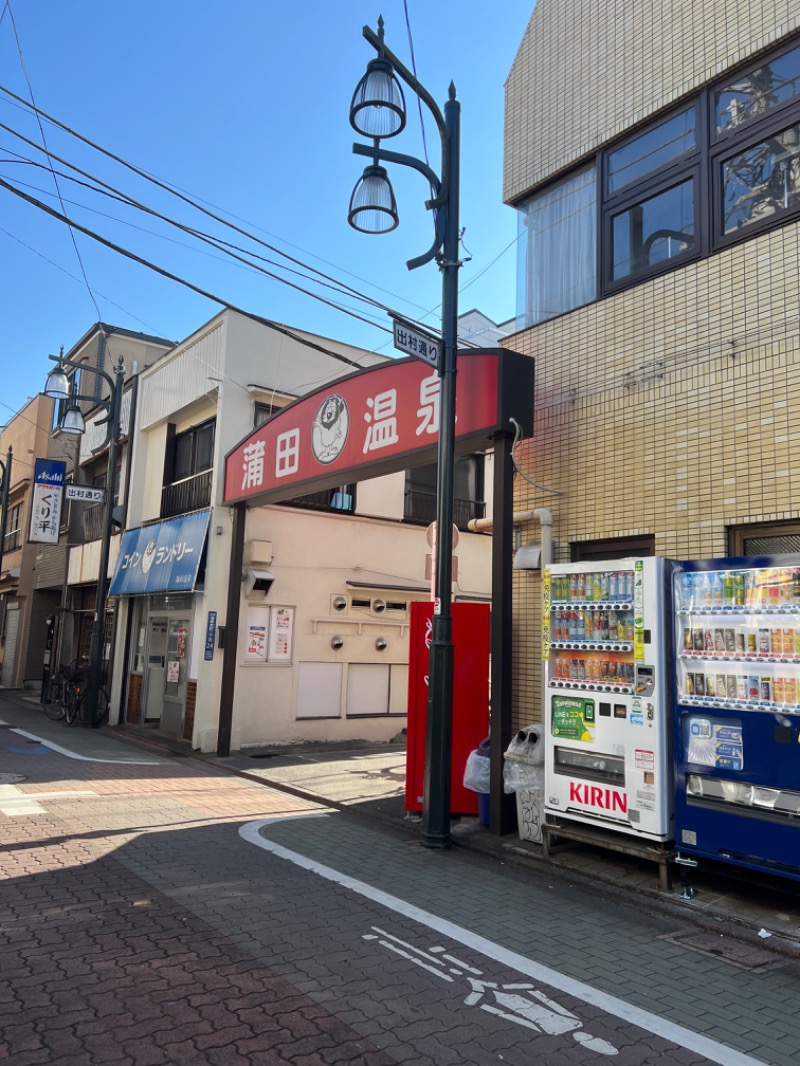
(218, 505), (491, 751)
(117, 308), (494, 751)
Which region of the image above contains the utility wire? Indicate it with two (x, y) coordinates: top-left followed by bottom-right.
(0, 82), (419, 323)
(0, 122), (441, 336)
(3, 1), (102, 323)
(0, 222), (164, 333)
(0, 174), (367, 369)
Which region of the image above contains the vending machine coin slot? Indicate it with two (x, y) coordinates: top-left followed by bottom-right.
(636, 664), (655, 696)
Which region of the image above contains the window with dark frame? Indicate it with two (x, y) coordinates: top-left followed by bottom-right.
(729, 520), (800, 557)
(254, 402), (277, 429)
(4, 502), (22, 551)
(516, 35), (800, 322)
(571, 535), (655, 562)
(166, 419), (215, 485)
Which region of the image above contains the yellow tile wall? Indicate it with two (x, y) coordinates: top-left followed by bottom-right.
(506, 222), (800, 731)
(504, 0), (800, 203)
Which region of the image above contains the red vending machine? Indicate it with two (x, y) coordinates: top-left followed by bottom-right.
(405, 602), (491, 816)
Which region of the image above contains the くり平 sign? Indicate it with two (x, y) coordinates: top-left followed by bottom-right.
(28, 459), (66, 544)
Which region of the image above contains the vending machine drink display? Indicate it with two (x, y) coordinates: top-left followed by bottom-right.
(543, 558), (671, 841)
(673, 555), (800, 880)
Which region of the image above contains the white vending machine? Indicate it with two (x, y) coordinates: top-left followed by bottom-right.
(543, 558), (672, 841)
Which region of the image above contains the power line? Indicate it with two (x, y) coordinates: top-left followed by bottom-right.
(0, 173), (369, 369)
(3, 1), (102, 323)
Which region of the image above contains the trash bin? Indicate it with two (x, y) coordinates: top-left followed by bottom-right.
(463, 736), (491, 825)
(503, 725), (545, 844)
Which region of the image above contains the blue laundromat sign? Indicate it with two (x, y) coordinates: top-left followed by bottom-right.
(109, 511), (210, 596)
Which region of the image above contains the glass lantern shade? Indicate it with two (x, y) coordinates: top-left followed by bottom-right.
(348, 165), (399, 234)
(60, 403), (86, 435)
(349, 59), (406, 139)
(44, 367), (71, 400)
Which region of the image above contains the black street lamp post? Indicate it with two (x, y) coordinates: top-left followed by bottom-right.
(44, 353), (125, 728)
(0, 446), (12, 580)
(348, 18), (461, 849)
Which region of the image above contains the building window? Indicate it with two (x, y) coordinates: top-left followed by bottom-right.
(4, 502), (22, 552)
(517, 36), (800, 309)
(604, 106), (699, 288)
(168, 419), (215, 483)
(516, 165), (597, 327)
(721, 121), (800, 234)
(729, 520), (800, 557)
(404, 455), (486, 529)
(715, 42), (800, 135)
(571, 535), (655, 562)
(254, 402), (277, 429)
(607, 107), (697, 194)
(280, 484), (356, 514)
(610, 178), (696, 280)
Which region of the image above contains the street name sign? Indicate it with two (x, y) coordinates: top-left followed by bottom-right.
(65, 485), (106, 503)
(392, 317), (441, 368)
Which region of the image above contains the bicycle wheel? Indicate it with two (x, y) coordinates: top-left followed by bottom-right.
(44, 677), (66, 721)
(65, 687), (80, 725)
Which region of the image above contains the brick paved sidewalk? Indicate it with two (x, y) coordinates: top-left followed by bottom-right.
(2, 693), (800, 1065)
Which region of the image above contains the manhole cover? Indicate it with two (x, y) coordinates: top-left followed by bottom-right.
(659, 930), (786, 973)
(0, 773), (27, 784)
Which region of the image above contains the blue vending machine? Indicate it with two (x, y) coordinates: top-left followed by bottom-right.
(672, 555), (800, 880)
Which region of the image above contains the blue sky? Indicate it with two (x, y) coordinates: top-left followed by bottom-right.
(0, 1), (532, 421)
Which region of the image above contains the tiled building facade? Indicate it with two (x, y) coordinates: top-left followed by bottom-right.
(505, 1), (800, 729)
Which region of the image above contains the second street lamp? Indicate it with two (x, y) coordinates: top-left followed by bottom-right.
(44, 352), (125, 728)
(348, 18), (461, 849)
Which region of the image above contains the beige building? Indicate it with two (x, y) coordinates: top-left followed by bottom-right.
(0, 394), (55, 688)
(504, 1), (800, 730)
(111, 309), (493, 752)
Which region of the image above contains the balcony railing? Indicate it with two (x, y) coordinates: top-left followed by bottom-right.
(161, 470), (213, 518)
(404, 489), (486, 530)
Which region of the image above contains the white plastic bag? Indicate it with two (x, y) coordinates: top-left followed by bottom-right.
(463, 750), (491, 793)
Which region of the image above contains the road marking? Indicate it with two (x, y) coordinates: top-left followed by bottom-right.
(3, 725), (159, 764)
(0, 784), (96, 816)
(240, 815), (769, 1066)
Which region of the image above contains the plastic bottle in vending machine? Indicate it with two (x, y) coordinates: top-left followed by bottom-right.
(608, 571), (619, 601)
(584, 609), (594, 640)
(681, 572), (694, 609)
(722, 571), (734, 604)
(711, 572), (723, 606)
(733, 571), (745, 607)
(608, 609), (618, 641)
(599, 610), (609, 640)
(577, 574), (586, 601)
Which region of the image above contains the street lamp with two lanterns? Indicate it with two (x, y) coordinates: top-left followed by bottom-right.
(44, 351), (125, 727)
(347, 18), (462, 849)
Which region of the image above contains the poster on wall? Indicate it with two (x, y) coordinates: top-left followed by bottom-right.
(245, 609), (269, 662)
(243, 606), (295, 663)
(268, 607), (294, 663)
(176, 627), (188, 657)
(167, 660), (180, 683)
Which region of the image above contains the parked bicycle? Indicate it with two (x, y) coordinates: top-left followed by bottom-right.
(44, 658), (108, 726)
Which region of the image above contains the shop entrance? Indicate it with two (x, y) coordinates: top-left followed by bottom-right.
(142, 614), (191, 736)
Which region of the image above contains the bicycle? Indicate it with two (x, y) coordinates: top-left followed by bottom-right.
(45, 659), (109, 726)
(44, 661), (74, 721)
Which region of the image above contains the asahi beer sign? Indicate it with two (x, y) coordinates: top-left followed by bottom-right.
(28, 459), (66, 544)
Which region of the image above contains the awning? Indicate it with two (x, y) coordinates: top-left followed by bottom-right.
(109, 511), (210, 597)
